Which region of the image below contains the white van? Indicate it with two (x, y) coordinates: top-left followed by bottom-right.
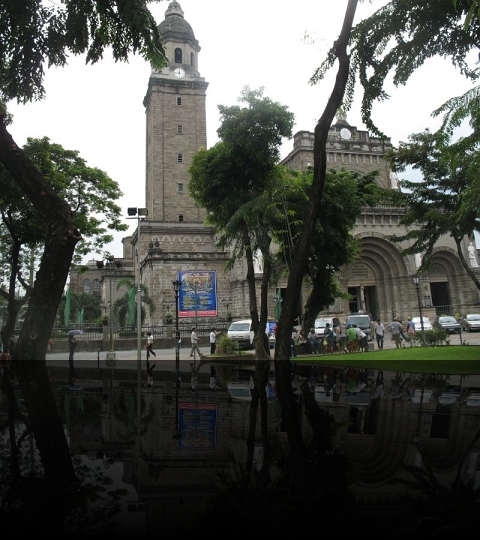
(227, 319), (269, 350)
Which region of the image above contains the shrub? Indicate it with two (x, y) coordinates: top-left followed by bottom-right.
(216, 334), (239, 354)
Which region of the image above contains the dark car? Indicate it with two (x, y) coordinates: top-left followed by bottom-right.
(434, 315), (461, 334)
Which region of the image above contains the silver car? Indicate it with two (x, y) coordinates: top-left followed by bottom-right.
(411, 316), (433, 331)
(461, 313), (480, 332)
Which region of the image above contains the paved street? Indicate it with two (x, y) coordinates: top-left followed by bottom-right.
(43, 328), (480, 374)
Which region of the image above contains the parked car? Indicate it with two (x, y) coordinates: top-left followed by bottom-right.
(314, 317), (335, 339)
(411, 316), (433, 332)
(461, 313), (480, 332)
(314, 383), (334, 403)
(345, 311), (373, 341)
(466, 391), (480, 407)
(433, 315), (461, 334)
(438, 391), (461, 405)
(410, 389), (433, 404)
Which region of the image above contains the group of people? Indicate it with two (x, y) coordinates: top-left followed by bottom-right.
(306, 323), (340, 355)
(372, 316), (416, 350)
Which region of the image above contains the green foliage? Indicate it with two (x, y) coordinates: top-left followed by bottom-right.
(216, 333), (239, 354)
(381, 129), (480, 284)
(312, 0), (480, 137)
(275, 167), (383, 327)
(113, 277), (155, 327)
(0, 0), (167, 104)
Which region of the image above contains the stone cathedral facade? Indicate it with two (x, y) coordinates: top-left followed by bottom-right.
(72, 1), (479, 327)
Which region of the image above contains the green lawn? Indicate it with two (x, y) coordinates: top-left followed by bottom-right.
(293, 345), (480, 375)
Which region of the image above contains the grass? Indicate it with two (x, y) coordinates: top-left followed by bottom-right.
(293, 345), (480, 375)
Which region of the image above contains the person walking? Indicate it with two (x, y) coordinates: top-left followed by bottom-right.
(396, 317), (408, 346)
(146, 331), (156, 359)
(375, 320), (385, 350)
(145, 359), (156, 387)
(209, 327), (217, 354)
(388, 319), (402, 349)
(190, 327), (201, 358)
(190, 361), (201, 392)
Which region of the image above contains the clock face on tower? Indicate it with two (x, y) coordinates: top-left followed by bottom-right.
(173, 67), (185, 79)
(340, 128), (352, 140)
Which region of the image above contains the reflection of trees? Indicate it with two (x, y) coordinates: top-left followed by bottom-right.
(113, 390), (155, 440)
(0, 385), (128, 534)
(203, 376), (359, 534)
(388, 428), (480, 534)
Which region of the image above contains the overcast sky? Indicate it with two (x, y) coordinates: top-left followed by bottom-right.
(6, 0), (477, 259)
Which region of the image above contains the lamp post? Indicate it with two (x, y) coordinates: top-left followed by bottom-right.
(127, 207), (148, 439)
(413, 276), (426, 346)
(107, 255), (115, 353)
(172, 278), (182, 440)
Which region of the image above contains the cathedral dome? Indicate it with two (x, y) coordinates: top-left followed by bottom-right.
(158, 1), (199, 49)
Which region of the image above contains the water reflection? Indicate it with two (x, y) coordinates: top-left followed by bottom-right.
(2, 361), (480, 537)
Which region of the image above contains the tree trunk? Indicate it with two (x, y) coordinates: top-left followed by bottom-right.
(273, 0), (358, 509)
(0, 120), (81, 496)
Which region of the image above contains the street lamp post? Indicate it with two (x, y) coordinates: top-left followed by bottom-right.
(127, 207), (148, 439)
(107, 255), (115, 353)
(172, 278), (182, 440)
(413, 276), (426, 346)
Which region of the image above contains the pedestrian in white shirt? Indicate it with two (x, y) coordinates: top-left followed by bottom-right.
(209, 327), (217, 354)
(190, 327), (201, 357)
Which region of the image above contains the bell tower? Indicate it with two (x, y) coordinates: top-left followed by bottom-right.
(143, 0), (208, 223)
(136, 2), (230, 326)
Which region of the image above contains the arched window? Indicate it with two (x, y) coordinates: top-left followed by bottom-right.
(175, 48), (182, 63)
(190, 52), (195, 67)
(83, 279), (91, 293)
(93, 279), (101, 296)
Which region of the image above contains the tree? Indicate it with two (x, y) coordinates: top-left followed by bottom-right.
(272, 0), (359, 510)
(274, 167), (381, 334)
(0, 136), (127, 344)
(381, 129), (480, 290)
(113, 277), (156, 327)
(0, 0), (167, 507)
(190, 86), (294, 360)
(312, 0), (480, 138)
(189, 86), (294, 483)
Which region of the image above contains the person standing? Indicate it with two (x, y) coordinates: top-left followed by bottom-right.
(307, 328), (321, 354)
(210, 365), (217, 391)
(209, 327), (217, 354)
(146, 331), (156, 359)
(375, 320), (385, 350)
(190, 327), (201, 357)
(68, 334), (78, 383)
(324, 323), (334, 354)
(346, 324), (358, 353)
(388, 319), (402, 349)
(406, 317), (416, 347)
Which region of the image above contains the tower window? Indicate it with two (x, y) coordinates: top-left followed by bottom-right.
(93, 279), (101, 296)
(83, 278), (91, 293)
(178, 214), (184, 222)
(177, 125), (183, 135)
(175, 48), (182, 63)
(177, 183), (184, 193)
(190, 52), (195, 67)
(176, 97), (182, 106)
(177, 153), (183, 163)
